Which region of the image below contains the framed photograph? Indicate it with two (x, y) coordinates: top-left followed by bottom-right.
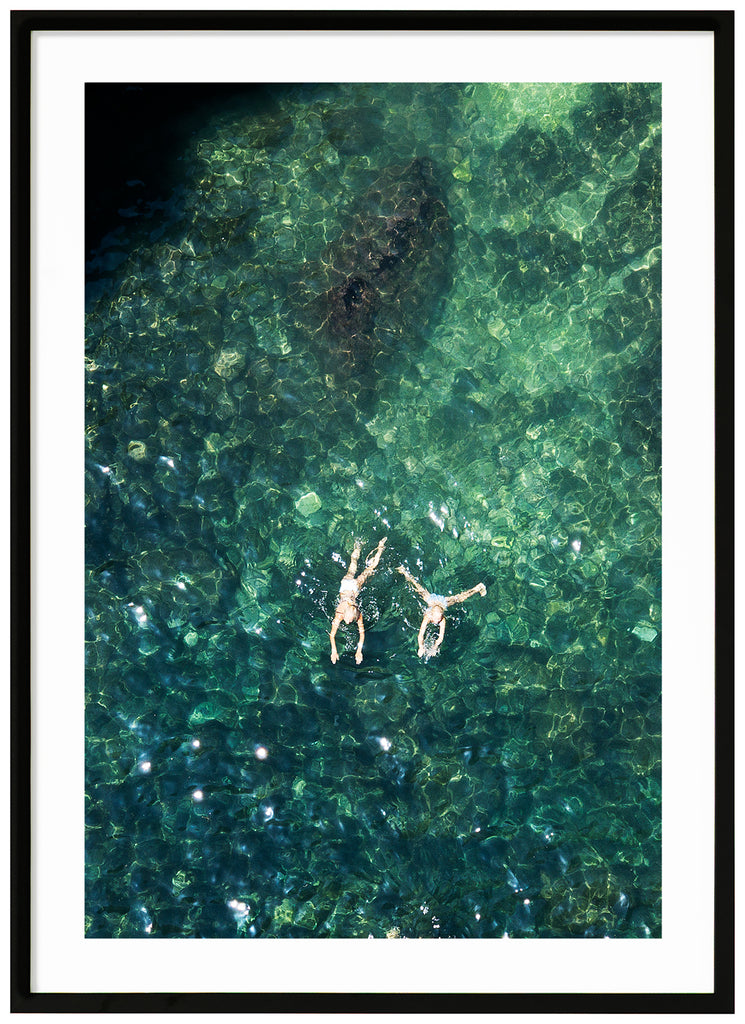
(12, 9), (733, 1013)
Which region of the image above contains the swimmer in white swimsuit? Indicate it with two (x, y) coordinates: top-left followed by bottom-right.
(330, 537), (387, 665)
(397, 565), (486, 658)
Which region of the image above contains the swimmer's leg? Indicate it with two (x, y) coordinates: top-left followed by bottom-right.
(356, 537), (387, 586)
(446, 583), (487, 606)
(347, 541), (362, 577)
(398, 565), (431, 603)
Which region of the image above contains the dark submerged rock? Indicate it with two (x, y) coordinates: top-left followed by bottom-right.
(292, 156), (454, 381)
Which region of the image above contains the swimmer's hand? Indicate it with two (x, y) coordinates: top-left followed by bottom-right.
(478, 583), (487, 596)
(330, 650), (339, 664)
(355, 649), (364, 665)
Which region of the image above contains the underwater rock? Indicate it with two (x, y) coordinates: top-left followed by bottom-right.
(294, 491), (322, 517)
(485, 224), (584, 307)
(291, 156), (454, 379)
(494, 124), (593, 210)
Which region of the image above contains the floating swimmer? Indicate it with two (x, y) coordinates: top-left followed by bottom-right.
(330, 537), (387, 665)
(397, 565), (486, 659)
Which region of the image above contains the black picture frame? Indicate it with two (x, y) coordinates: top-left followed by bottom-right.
(11, 8), (734, 1013)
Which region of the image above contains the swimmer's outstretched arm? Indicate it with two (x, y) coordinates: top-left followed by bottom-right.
(355, 616), (366, 664)
(355, 536), (387, 588)
(417, 610), (447, 658)
(433, 617), (446, 655)
(445, 583), (487, 606)
(397, 565), (431, 602)
(416, 617), (428, 657)
(329, 612), (343, 664)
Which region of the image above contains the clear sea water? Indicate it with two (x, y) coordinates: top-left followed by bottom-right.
(85, 82), (661, 939)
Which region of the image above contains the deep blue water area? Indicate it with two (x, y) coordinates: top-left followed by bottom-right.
(85, 82), (661, 938)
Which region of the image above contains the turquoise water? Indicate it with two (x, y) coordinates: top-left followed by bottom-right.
(85, 83), (661, 939)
